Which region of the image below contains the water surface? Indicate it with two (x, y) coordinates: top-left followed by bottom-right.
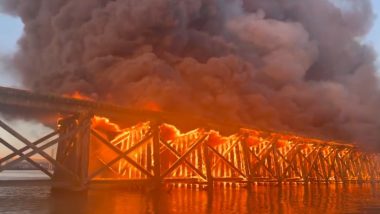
(0, 171), (380, 214)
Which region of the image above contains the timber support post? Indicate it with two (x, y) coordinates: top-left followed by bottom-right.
(241, 133), (252, 191)
(78, 114), (92, 187)
(52, 113), (93, 191)
(203, 134), (213, 190)
(152, 120), (162, 190)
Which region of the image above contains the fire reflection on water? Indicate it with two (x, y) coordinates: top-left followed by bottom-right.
(0, 184), (379, 213)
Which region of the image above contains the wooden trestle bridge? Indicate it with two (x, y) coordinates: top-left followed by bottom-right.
(0, 86), (379, 190)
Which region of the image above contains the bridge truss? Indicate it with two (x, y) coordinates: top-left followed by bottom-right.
(0, 114), (379, 190)
(0, 86), (379, 190)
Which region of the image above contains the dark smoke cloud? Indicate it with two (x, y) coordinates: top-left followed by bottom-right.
(1, 0), (380, 151)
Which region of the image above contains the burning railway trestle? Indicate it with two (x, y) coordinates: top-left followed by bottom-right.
(0, 86), (379, 190)
(87, 117), (380, 185)
(1, 113), (379, 190)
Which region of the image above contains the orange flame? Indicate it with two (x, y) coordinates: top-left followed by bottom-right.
(76, 115), (368, 182)
(207, 131), (227, 146)
(143, 101), (161, 112)
(246, 136), (261, 147)
(64, 91), (93, 101)
(276, 139), (289, 148)
(92, 116), (121, 133)
(299, 144), (311, 150)
(160, 123), (180, 142)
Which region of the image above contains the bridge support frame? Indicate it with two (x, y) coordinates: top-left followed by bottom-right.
(53, 113), (92, 191)
(1, 115), (380, 191)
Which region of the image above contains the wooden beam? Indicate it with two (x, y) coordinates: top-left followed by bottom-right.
(90, 129), (154, 179)
(250, 144), (276, 178)
(0, 138), (53, 177)
(79, 117), (91, 185)
(1, 137), (60, 171)
(96, 157), (121, 177)
(160, 140), (207, 180)
(211, 138), (240, 170)
(161, 134), (208, 178)
(0, 120), (87, 182)
(0, 131), (58, 163)
(272, 142), (282, 182)
(207, 145), (246, 178)
(304, 147), (322, 179)
(202, 140), (213, 188)
(152, 122), (161, 186)
(0, 119), (80, 181)
(241, 135), (252, 182)
(279, 145), (302, 178)
(93, 132), (153, 180)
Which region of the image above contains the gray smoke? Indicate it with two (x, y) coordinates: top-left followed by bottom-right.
(1, 0), (379, 151)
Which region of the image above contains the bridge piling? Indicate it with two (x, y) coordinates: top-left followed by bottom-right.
(152, 121), (162, 190)
(52, 114), (93, 191)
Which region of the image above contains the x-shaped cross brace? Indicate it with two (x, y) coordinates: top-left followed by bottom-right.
(88, 129), (154, 181)
(0, 120), (83, 182)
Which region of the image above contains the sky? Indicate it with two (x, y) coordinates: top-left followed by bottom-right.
(0, 13), (22, 88)
(366, 0), (380, 67)
(0, 1), (379, 157)
(0, 15), (50, 158)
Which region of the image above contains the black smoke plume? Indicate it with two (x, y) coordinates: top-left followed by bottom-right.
(1, 0), (379, 150)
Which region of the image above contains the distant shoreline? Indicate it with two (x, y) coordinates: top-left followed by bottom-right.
(1, 169), (49, 171)
(0, 180), (51, 186)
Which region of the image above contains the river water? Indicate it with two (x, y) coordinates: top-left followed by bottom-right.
(1, 171), (380, 214)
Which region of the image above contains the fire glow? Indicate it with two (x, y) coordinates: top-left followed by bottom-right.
(86, 116), (380, 186)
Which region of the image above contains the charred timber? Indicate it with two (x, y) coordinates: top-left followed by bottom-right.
(0, 86), (159, 118)
(0, 86), (241, 131)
